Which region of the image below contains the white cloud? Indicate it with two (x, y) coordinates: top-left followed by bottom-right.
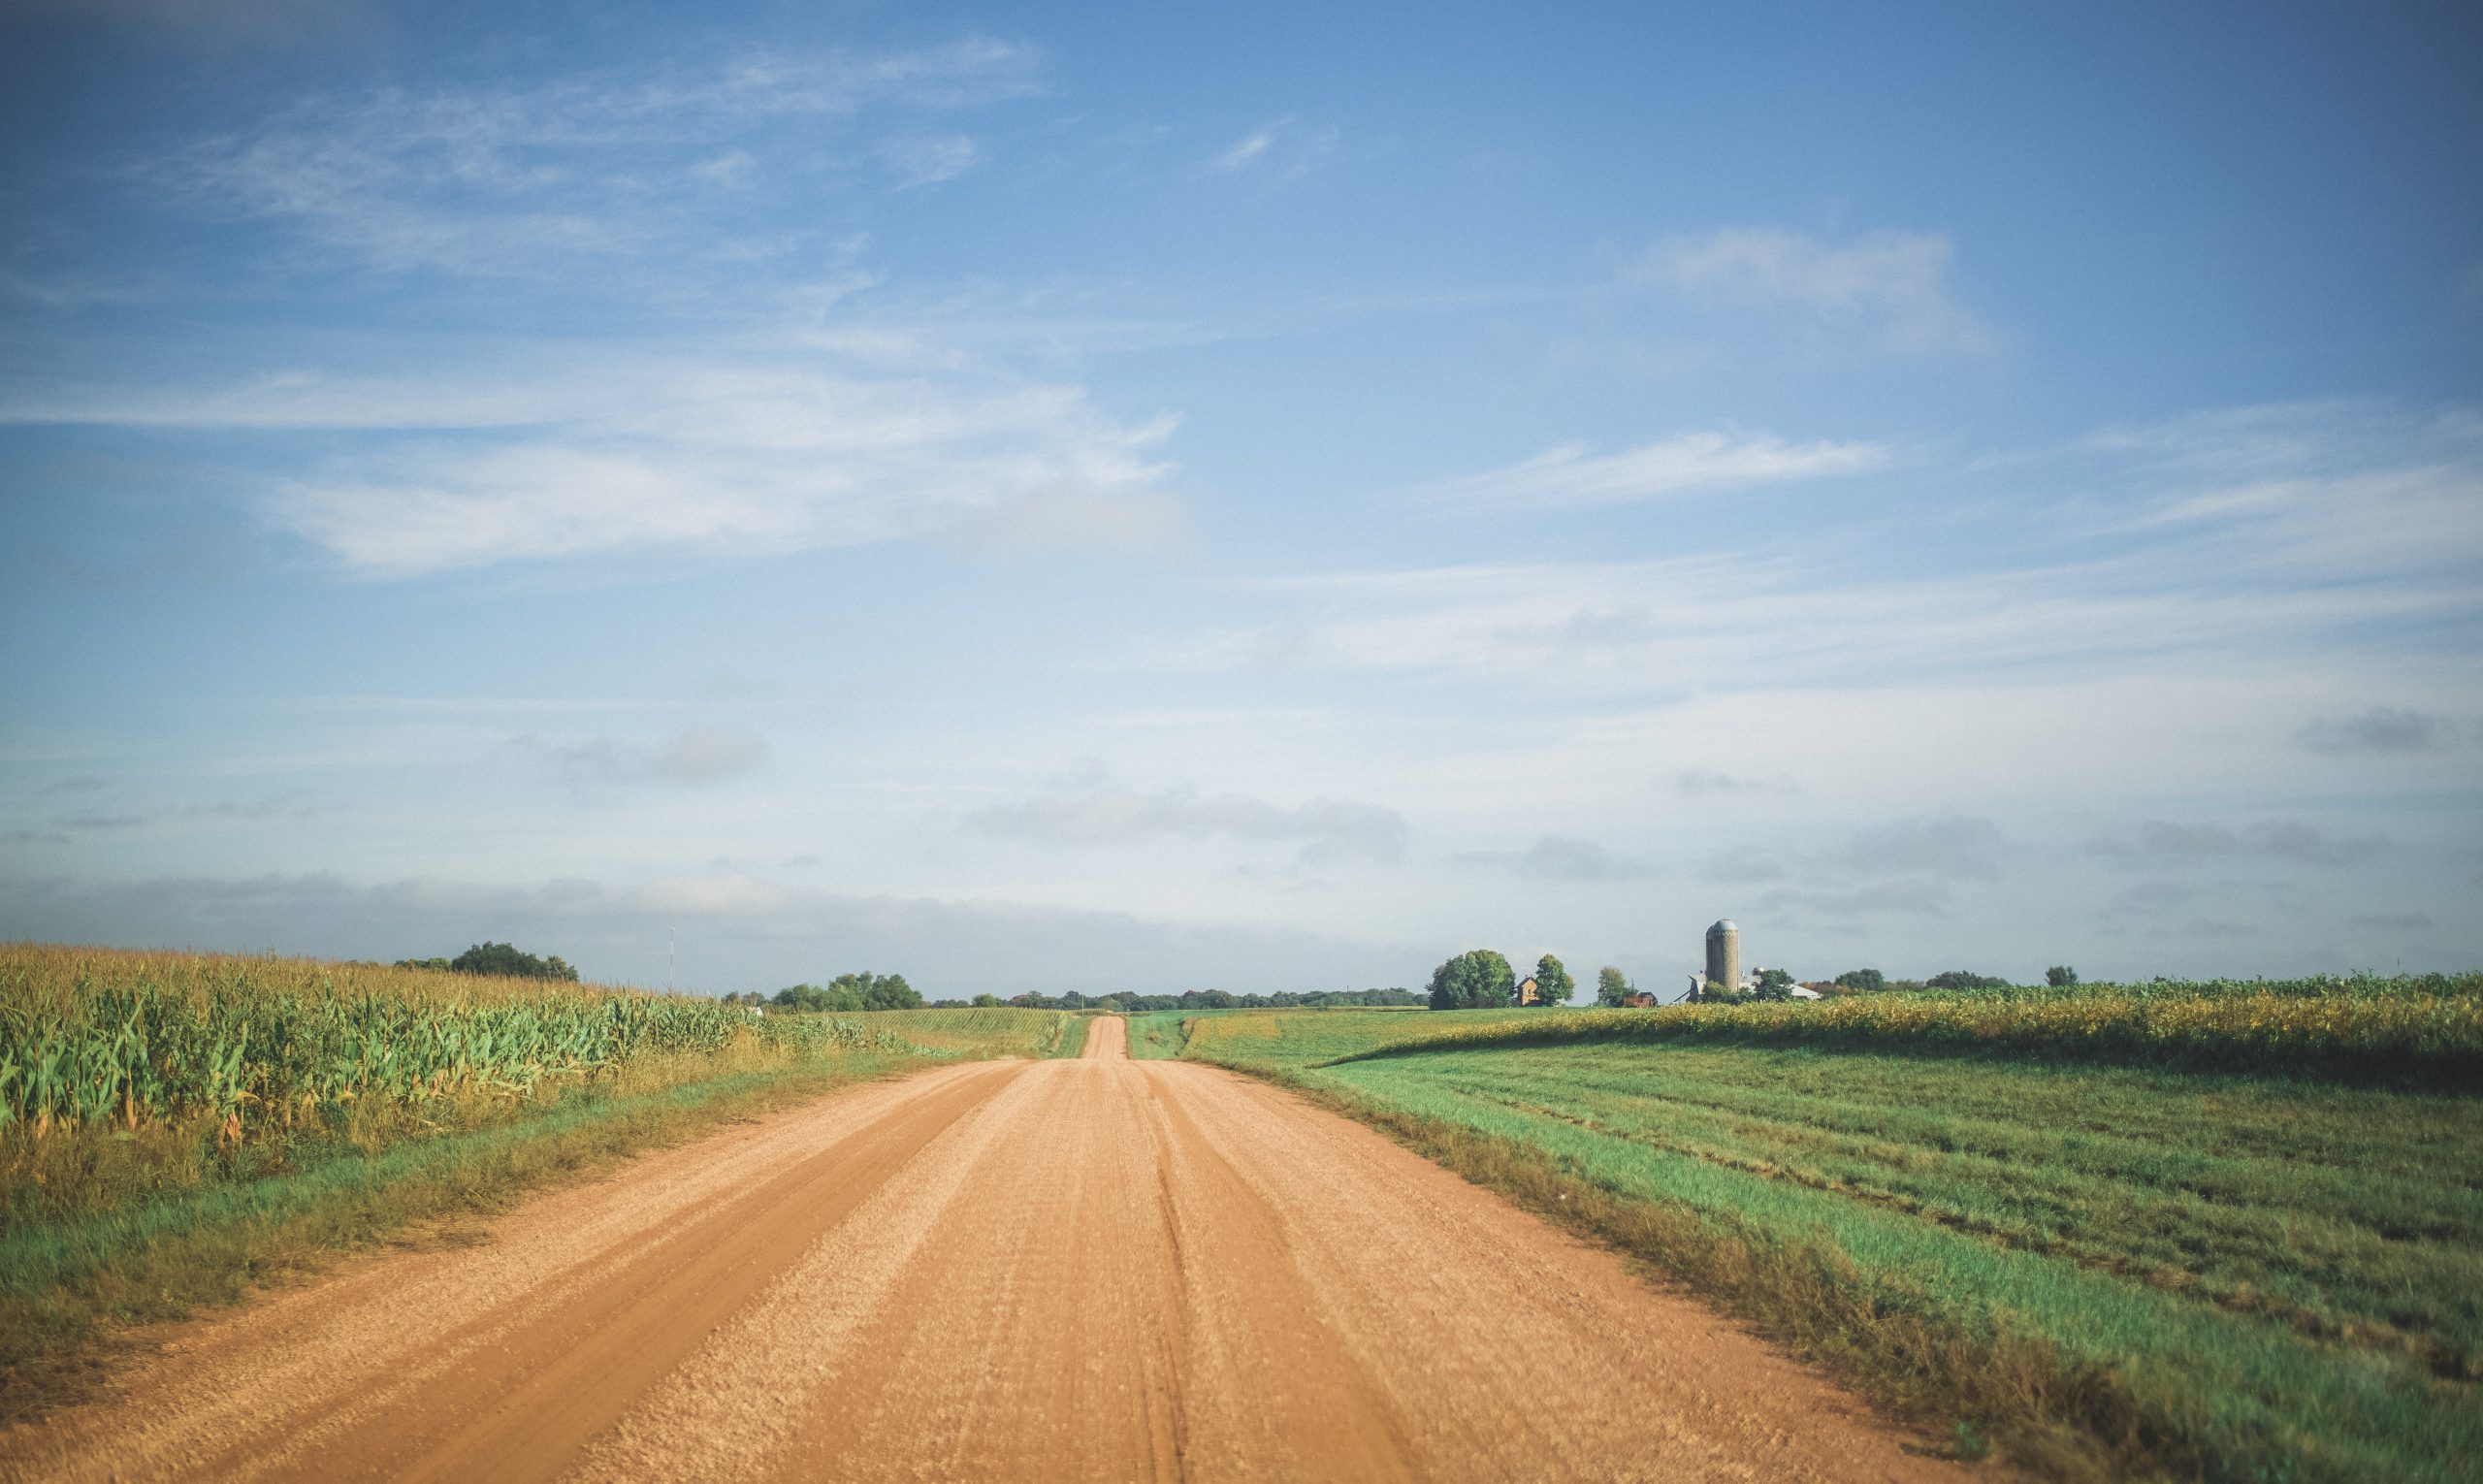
(1438, 431), (1892, 509)
(879, 134), (982, 188)
(964, 483), (1191, 553)
(1135, 401), (2483, 700)
(2293, 706), (2463, 757)
(512, 727), (770, 790)
(1215, 122), (1282, 170)
(1845, 814), (2004, 879)
(156, 41), (1042, 276)
(1451, 835), (1652, 882)
(651, 727), (770, 783)
(3, 345), (1184, 577)
(1638, 227), (1994, 354)
(2087, 821), (2390, 869)
(1757, 881), (1954, 919)
(1670, 769), (1798, 797)
(964, 784), (1409, 865)
(1207, 116), (1337, 177)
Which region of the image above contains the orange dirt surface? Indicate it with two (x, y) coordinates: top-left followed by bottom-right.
(3, 1014), (1968, 1482)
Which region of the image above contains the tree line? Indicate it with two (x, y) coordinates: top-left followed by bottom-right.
(718, 972), (922, 1013)
(959, 987), (1425, 1012)
(395, 943), (581, 982)
(1421, 956), (2080, 1010)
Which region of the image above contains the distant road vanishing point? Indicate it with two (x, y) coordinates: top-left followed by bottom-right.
(8, 1016), (1961, 1482)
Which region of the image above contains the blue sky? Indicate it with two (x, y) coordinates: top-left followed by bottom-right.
(4, 0), (2478, 996)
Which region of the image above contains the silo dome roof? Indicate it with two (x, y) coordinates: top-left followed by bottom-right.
(1709, 919), (1737, 933)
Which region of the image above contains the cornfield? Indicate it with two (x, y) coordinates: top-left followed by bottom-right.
(1318, 974), (2483, 1080)
(0, 944), (920, 1142)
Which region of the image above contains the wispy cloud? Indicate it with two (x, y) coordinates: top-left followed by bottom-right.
(1436, 432), (1891, 509)
(2293, 705), (2463, 757)
(1216, 122), (1282, 171)
(879, 134), (983, 188)
(1133, 401), (2483, 699)
(2, 351), (1182, 576)
(1207, 116), (1338, 177)
(964, 483), (1191, 553)
(1670, 768), (1798, 797)
(1846, 813), (2004, 878)
(1450, 834), (1652, 881)
(2086, 821), (2389, 869)
(1637, 226), (1994, 354)
(511, 727), (771, 792)
(1757, 881), (1954, 919)
(148, 41), (1040, 277)
(965, 783), (1408, 865)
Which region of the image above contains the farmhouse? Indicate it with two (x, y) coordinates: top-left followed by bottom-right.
(1622, 991), (1658, 1008)
(1515, 975), (1542, 1006)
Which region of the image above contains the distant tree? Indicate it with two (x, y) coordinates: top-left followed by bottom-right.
(1595, 966), (1631, 1007)
(447, 943), (579, 982)
(1752, 968), (1794, 1001)
(394, 956), (453, 972)
(1532, 953), (1576, 1008)
(854, 972), (921, 1011)
(1427, 950), (1516, 1010)
(1926, 970), (2011, 991)
(2046, 965), (2080, 987)
(773, 972), (925, 1013)
(972, 992), (1004, 1008)
(1834, 968), (1886, 993)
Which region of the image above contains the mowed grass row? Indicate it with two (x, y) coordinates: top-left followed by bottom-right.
(1175, 994), (2483, 1483)
(0, 944), (1075, 1419)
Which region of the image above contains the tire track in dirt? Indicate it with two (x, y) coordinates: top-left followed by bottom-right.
(4, 1016), (1971, 1483)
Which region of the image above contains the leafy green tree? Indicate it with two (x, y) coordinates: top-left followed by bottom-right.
(1926, 970), (2011, 990)
(1595, 965), (1631, 1007)
(1532, 953), (1575, 1007)
(1834, 968), (1886, 993)
(780, 972), (926, 1012)
(1752, 968), (1794, 1002)
(1427, 950), (1516, 1010)
(972, 992), (1003, 1007)
(447, 942), (580, 981)
(2046, 965), (2080, 987)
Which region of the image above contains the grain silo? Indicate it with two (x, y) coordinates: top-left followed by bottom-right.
(1705, 919), (1740, 994)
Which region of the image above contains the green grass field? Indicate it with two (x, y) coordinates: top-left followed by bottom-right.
(1167, 985), (2483, 1483)
(0, 943), (1076, 1419)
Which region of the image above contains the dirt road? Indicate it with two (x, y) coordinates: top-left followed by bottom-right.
(5, 1016), (1963, 1482)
